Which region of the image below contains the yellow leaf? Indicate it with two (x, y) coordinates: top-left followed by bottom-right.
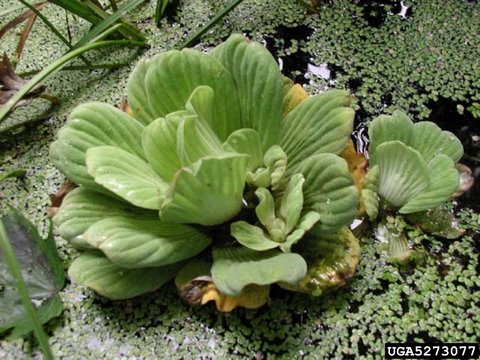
(282, 84), (309, 118)
(339, 140), (368, 214)
(201, 283), (270, 312)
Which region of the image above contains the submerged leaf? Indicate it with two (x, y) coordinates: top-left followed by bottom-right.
(0, 209), (64, 338)
(405, 207), (465, 239)
(285, 227), (360, 297)
(211, 247), (307, 296)
(68, 252), (181, 300)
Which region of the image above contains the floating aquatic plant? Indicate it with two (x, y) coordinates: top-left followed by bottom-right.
(50, 34), (361, 310)
(363, 110), (464, 219)
(49, 34), (466, 311)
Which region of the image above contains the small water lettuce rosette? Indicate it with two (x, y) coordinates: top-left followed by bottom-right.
(50, 34), (362, 311)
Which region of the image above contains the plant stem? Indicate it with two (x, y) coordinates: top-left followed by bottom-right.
(0, 221), (53, 360)
(178, 0), (244, 49)
(0, 39), (143, 123)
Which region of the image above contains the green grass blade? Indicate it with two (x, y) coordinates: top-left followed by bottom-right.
(48, 0), (103, 25)
(0, 39), (143, 123)
(178, 0), (244, 49)
(155, 0), (171, 27)
(0, 220), (53, 359)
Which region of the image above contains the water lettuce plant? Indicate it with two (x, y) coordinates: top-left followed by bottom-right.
(49, 34), (465, 311)
(363, 110), (464, 219)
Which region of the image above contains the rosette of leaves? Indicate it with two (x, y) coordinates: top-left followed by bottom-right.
(50, 34), (360, 310)
(362, 110), (464, 219)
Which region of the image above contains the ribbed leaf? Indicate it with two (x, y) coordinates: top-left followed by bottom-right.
(279, 174), (305, 234)
(399, 155), (459, 213)
(255, 188), (276, 229)
(281, 211), (321, 253)
(128, 49), (241, 141)
(376, 141), (429, 207)
(211, 247), (307, 296)
(68, 252), (181, 300)
(212, 34), (284, 149)
(177, 116), (222, 167)
(368, 110), (414, 166)
(160, 154), (248, 225)
(280, 90), (354, 170)
(296, 154), (358, 233)
(222, 129), (264, 170)
(84, 216), (211, 268)
(185, 86), (224, 150)
(362, 165), (380, 219)
(230, 221), (278, 251)
(86, 146), (168, 210)
(50, 103), (145, 190)
(126, 58), (157, 125)
(141, 114), (182, 182)
(264, 145), (287, 190)
(53, 188), (152, 249)
(411, 121), (463, 163)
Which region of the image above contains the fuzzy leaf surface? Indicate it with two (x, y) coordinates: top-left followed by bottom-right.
(84, 216), (211, 268)
(86, 146), (168, 210)
(50, 103), (145, 191)
(211, 247), (307, 296)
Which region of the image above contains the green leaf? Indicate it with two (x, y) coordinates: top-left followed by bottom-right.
(53, 188), (153, 249)
(296, 154), (358, 233)
(376, 141), (429, 207)
(160, 154), (248, 225)
(280, 90), (354, 170)
(50, 102), (145, 191)
(141, 115), (182, 182)
(128, 48), (241, 140)
(211, 247), (307, 296)
(368, 110), (414, 166)
(212, 33), (284, 149)
(280, 211), (321, 253)
(185, 86), (226, 150)
(126, 59), (157, 125)
(399, 155), (459, 213)
(286, 227), (360, 296)
(411, 121), (463, 163)
(279, 174), (305, 234)
(0, 210), (64, 338)
(230, 221), (279, 251)
(86, 146), (169, 210)
(0, 169), (25, 182)
(405, 207), (465, 239)
(84, 216), (211, 268)
(264, 145), (287, 190)
(68, 252), (181, 300)
(222, 128), (264, 170)
(175, 258), (212, 288)
(254, 188), (276, 229)
(176, 115), (222, 167)
(362, 165), (380, 220)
